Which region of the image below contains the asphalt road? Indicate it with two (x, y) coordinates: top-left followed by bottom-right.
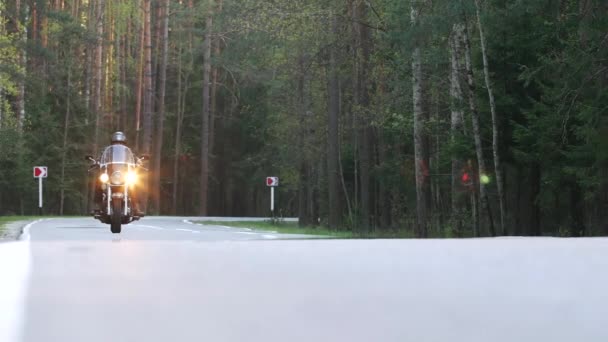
(1, 217), (608, 342)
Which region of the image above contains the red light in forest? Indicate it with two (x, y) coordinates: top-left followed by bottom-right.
(462, 172), (470, 183)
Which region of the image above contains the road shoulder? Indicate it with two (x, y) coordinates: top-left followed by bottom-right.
(0, 219), (35, 242)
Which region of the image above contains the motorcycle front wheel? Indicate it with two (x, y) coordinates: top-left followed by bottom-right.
(110, 199), (122, 234)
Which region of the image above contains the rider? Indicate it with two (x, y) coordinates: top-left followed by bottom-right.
(93, 132), (144, 217)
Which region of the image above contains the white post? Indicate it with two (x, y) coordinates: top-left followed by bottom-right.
(38, 177), (43, 208)
(270, 186), (275, 212)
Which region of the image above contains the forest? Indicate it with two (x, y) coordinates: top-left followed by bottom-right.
(0, 0), (606, 237)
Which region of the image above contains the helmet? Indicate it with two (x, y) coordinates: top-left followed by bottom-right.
(111, 131), (127, 145)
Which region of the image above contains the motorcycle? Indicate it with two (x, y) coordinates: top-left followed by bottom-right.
(86, 145), (148, 234)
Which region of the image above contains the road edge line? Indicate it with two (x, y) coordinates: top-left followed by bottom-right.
(0, 220), (40, 342)
(19, 219), (46, 242)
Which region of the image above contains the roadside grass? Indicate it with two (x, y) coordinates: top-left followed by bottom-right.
(196, 220), (418, 238)
(0, 215), (84, 230)
(0, 216), (41, 235)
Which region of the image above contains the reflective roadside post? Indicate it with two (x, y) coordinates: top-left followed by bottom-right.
(266, 177), (279, 217)
(34, 166), (48, 214)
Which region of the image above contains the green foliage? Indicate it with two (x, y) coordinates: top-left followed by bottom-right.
(0, 0), (606, 235)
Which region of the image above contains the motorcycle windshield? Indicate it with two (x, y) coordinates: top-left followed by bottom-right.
(100, 145), (136, 166)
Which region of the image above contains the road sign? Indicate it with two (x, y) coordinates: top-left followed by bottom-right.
(266, 177), (279, 214)
(266, 177), (279, 187)
(33, 166), (48, 178)
(33, 166), (48, 210)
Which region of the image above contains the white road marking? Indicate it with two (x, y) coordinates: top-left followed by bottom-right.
(235, 231), (258, 235)
(1, 220), (41, 342)
(133, 224), (164, 230)
(186, 220), (258, 233)
(263, 235), (278, 239)
(220, 225), (252, 231)
(176, 228), (201, 234)
(20, 218), (46, 241)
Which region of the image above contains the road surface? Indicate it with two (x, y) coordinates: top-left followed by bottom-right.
(1, 217), (608, 342)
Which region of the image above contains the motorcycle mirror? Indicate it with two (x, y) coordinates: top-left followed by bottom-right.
(139, 154), (151, 161)
(85, 155), (96, 162)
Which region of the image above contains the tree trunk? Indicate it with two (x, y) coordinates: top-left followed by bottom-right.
(172, 9), (184, 215)
(141, 0), (154, 211)
(121, 34), (128, 131)
(474, 0), (505, 235)
(529, 163), (541, 236)
(105, 7), (112, 122)
(17, 4), (27, 134)
(327, 12), (341, 230)
(297, 54), (311, 226)
(93, 0), (105, 155)
(84, 0), (94, 115)
(60, 68), (72, 216)
(172, 64), (183, 215)
(298, 161), (310, 226)
(142, 0), (153, 154)
(153, 0), (170, 214)
(110, 11), (118, 131)
(352, 0), (372, 233)
(151, 0), (162, 104)
(450, 24), (466, 236)
(200, 2), (213, 216)
(411, 1), (430, 238)
(0, 88), (3, 128)
(173, 0), (195, 214)
(462, 16), (495, 236)
(209, 0), (223, 158)
(135, 1), (145, 150)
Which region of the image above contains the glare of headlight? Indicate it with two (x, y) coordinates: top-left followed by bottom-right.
(99, 173), (109, 183)
(126, 171), (138, 185)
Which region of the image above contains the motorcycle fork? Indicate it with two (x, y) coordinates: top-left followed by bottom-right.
(107, 187), (111, 214)
(124, 185), (129, 215)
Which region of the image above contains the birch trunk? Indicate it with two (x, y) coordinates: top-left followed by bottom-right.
(84, 0), (93, 116)
(352, 0), (372, 233)
(297, 54), (311, 226)
(200, 2), (213, 215)
(17, 8), (27, 134)
(327, 12), (341, 230)
(474, 0), (506, 235)
(411, 1), (430, 238)
(450, 24), (465, 236)
(463, 19), (495, 236)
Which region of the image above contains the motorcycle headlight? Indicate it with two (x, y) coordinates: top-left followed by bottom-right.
(99, 173), (109, 183)
(111, 171), (123, 185)
(126, 171), (138, 185)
